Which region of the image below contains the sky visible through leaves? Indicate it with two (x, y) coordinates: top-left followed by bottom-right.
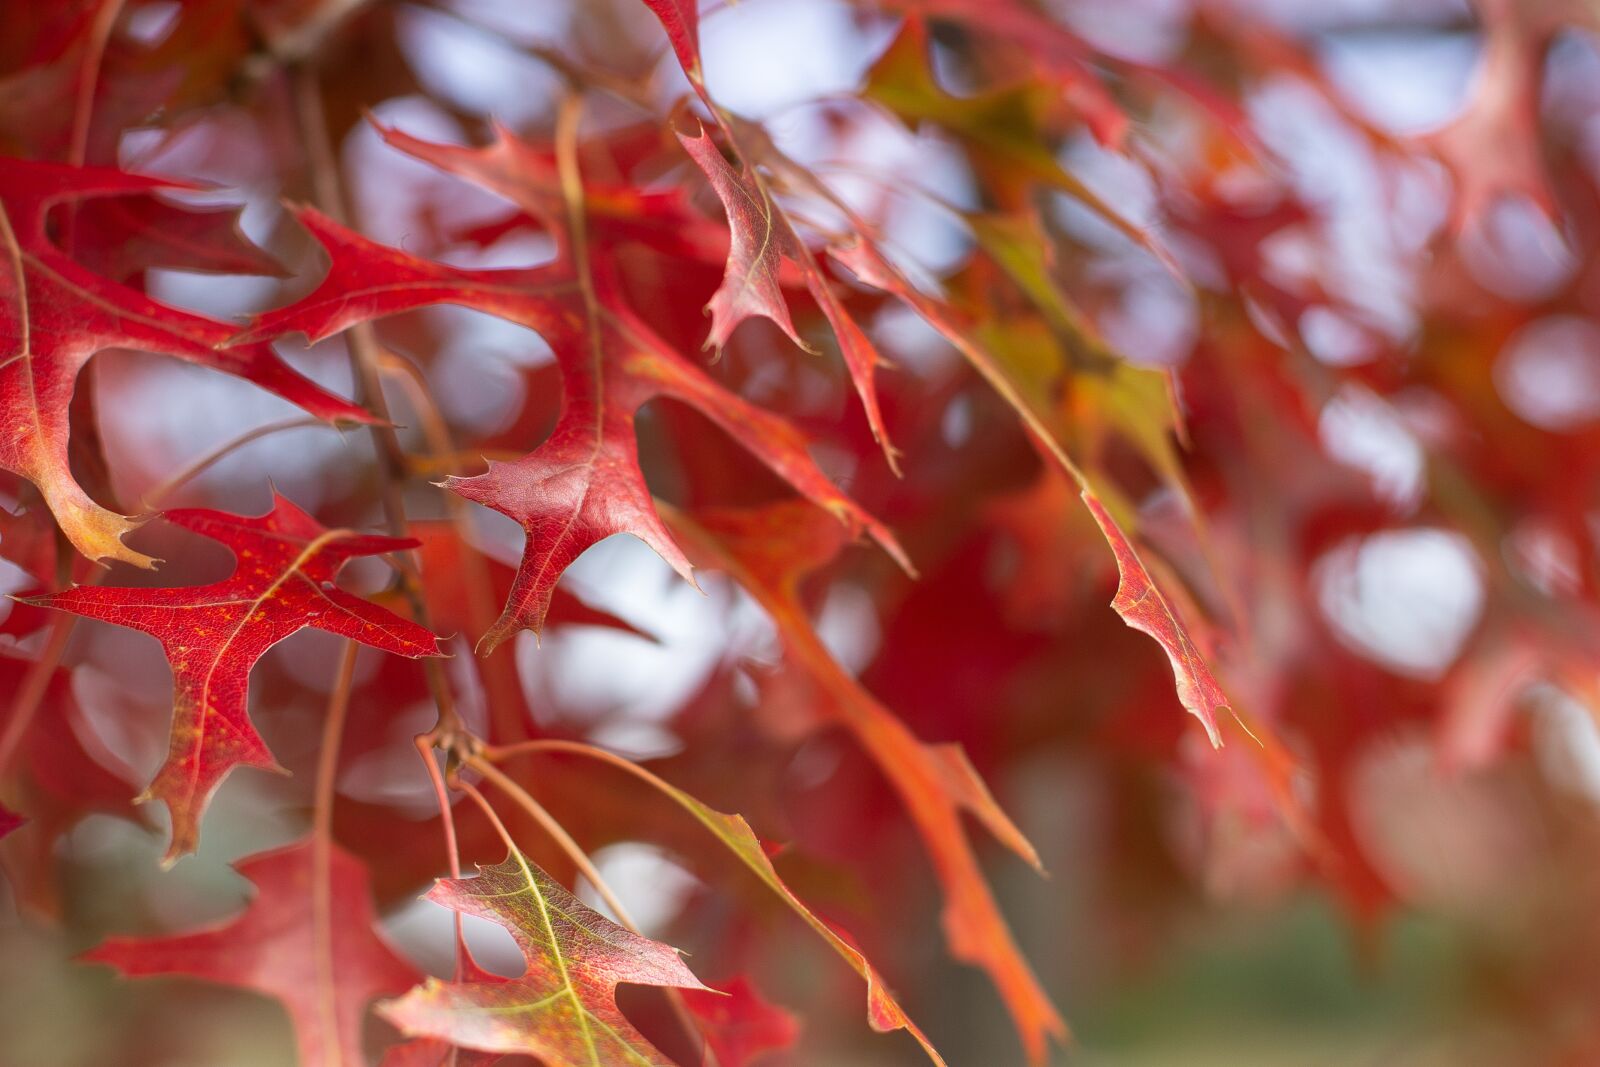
(4, 0), (1600, 1065)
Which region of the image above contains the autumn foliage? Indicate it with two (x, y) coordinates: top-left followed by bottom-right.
(4, 0), (1600, 1064)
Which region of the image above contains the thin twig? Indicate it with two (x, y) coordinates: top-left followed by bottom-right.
(139, 416), (334, 510)
(466, 755), (638, 928)
(289, 60), (458, 731)
(311, 639), (359, 1067)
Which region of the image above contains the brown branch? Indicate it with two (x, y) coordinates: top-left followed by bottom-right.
(289, 59), (459, 733)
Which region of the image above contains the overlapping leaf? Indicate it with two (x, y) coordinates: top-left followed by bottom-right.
(0, 157), (369, 566)
(25, 494), (443, 858)
(240, 137), (905, 650)
(73, 193), (287, 282)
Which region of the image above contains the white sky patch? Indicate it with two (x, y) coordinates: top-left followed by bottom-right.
(1494, 316), (1600, 432)
(397, 4), (562, 127)
(1319, 385), (1425, 508)
(1315, 528), (1484, 679)
(815, 581), (882, 674)
(577, 843), (702, 937)
(513, 535), (776, 758)
(1532, 685), (1600, 807)
(701, 0), (892, 119)
(1318, 30), (1479, 134)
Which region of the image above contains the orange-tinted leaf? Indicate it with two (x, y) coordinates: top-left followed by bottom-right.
(1082, 490), (1226, 747)
(670, 500), (1064, 1063)
(530, 741), (947, 1064)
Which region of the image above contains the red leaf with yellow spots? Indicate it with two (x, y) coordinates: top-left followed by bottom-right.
(24, 494), (443, 859)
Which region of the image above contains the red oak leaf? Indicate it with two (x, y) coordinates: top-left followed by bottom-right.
(240, 190), (905, 651)
(0, 804), (20, 840)
(639, 0), (709, 96)
(682, 976), (799, 1067)
(675, 127), (806, 354)
(379, 847), (711, 1065)
(0, 157), (371, 567)
(676, 126), (898, 470)
(634, 3), (902, 470)
(24, 493), (444, 859)
(84, 838), (421, 1067)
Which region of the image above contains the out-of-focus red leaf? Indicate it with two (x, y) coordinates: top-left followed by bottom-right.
(1423, 0), (1560, 230)
(73, 194), (287, 281)
(84, 839), (420, 1067)
(682, 975), (800, 1067)
(0, 649), (139, 911)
